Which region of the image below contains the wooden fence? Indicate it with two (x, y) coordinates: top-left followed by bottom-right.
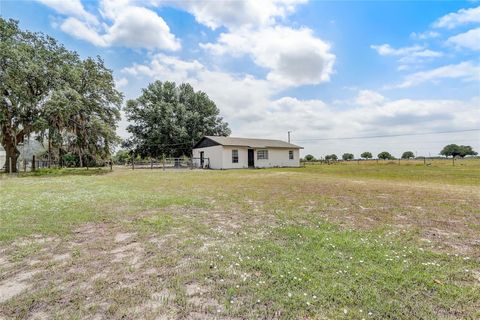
(3, 155), (111, 174)
(130, 157), (209, 170)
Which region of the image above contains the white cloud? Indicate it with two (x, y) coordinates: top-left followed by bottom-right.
(60, 17), (107, 46)
(394, 61), (480, 88)
(433, 6), (480, 29)
(202, 26), (335, 86)
(38, 0), (180, 50)
(265, 96), (479, 158)
(371, 44), (443, 68)
(102, 6), (180, 50)
(124, 54), (204, 81)
(152, 0), (306, 30)
(36, 0), (98, 24)
(115, 77), (129, 89)
(371, 44), (424, 56)
(122, 54), (274, 121)
(148, 1), (334, 87)
(410, 31), (440, 40)
(354, 90), (386, 106)
(447, 27), (480, 51)
(38, 0), (329, 85)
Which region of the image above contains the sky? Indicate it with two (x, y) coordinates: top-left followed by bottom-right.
(1, 0), (479, 158)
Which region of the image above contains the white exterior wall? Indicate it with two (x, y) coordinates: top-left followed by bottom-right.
(254, 148), (300, 168)
(221, 146), (249, 169)
(193, 146), (300, 169)
(192, 145), (223, 169)
(0, 151), (5, 169)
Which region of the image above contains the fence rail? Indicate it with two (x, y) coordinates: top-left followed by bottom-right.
(2, 155), (111, 174)
(131, 157), (209, 170)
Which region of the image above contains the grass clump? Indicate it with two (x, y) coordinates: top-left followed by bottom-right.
(17, 167), (110, 177)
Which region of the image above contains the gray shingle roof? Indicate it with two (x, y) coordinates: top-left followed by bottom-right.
(203, 136), (303, 149)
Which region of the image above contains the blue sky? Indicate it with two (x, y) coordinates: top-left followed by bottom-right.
(2, 0), (479, 157)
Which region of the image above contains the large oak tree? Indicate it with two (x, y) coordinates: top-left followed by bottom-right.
(0, 19), (122, 172)
(440, 144), (477, 158)
(125, 81), (230, 157)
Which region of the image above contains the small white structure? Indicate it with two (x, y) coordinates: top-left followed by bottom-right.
(192, 136), (303, 169)
(0, 146), (5, 170)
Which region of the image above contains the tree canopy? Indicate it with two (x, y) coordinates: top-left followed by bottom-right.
(342, 153), (354, 161)
(361, 152), (372, 159)
(378, 151), (394, 160)
(440, 144), (477, 158)
(325, 154), (338, 161)
(124, 81), (230, 157)
(0, 19), (122, 172)
(304, 154), (315, 161)
(401, 151), (415, 159)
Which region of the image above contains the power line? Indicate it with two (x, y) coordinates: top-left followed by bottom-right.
(293, 129), (480, 142)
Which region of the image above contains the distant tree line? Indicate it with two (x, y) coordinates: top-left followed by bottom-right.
(301, 144), (477, 162)
(0, 19), (122, 172)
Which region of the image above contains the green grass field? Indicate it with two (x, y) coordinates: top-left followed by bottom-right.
(0, 162), (479, 319)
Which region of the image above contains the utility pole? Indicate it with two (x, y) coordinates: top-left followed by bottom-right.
(288, 131), (291, 143)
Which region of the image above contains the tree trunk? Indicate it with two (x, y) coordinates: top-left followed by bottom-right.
(3, 137), (19, 173)
(48, 132), (52, 168)
(79, 148), (83, 168)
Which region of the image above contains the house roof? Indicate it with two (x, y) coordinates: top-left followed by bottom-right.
(194, 136), (303, 149)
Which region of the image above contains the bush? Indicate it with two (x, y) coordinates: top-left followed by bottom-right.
(114, 149), (131, 165)
(361, 152), (372, 159)
(378, 151), (394, 160)
(342, 153), (354, 161)
(401, 151), (415, 159)
(325, 154), (338, 161)
(62, 153), (78, 167)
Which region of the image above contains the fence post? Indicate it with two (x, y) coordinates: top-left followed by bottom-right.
(132, 158), (135, 170)
(24, 159), (27, 172)
(32, 155), (36, 172)
(151, 158), (153, 170)
(110, 159), (113, 171)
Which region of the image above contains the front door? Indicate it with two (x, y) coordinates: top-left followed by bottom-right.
(248, 149), (254, 167)
(200, 151), (204, 167)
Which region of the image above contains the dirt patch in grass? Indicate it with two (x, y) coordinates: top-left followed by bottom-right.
(0, 270), (39, 303)
(0, 207), (229, 319)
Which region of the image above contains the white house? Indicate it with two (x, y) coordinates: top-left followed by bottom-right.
(192, 136), (303, 169)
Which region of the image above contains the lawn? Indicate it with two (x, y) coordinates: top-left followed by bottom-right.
(0, 163), (479, 319)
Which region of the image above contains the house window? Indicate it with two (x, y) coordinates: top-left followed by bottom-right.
(257, 149), (268, 160)
(232, 149), (239, 163)
(289, 150), (294, 160)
